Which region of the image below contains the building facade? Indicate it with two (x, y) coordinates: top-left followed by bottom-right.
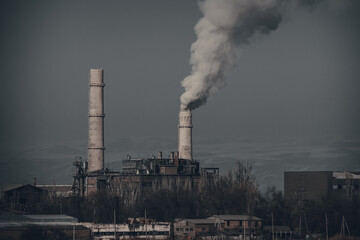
(174, 215), (262, 239)
(284, 171), (360, 204)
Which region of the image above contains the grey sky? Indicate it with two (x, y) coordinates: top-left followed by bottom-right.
(0, 0), (359, 186)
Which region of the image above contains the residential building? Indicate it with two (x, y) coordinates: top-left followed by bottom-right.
(174, 218), (224, 239)
(208, 215), (262, 236)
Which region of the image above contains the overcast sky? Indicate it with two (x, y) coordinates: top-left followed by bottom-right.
(0, 0), (359, 185)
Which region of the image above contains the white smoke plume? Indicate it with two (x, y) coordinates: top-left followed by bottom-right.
(180, 0), (319, 111)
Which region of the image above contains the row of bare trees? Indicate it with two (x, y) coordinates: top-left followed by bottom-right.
(2, 161), (359, 237)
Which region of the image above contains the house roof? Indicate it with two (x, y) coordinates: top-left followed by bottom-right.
(0, 184), (23, 193)
(264, 226), (292, 232)
(209, 215), (262, 221)
(4, 184), (47, 194)
(178, 219), (224, 225)
(333, 171), (360, 179)
(0, 214), (78, 229)
(37, 185), (72, 192)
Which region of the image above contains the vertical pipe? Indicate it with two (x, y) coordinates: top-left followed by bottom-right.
(88, 69), (105, 172)
(178, 110), (193, 160)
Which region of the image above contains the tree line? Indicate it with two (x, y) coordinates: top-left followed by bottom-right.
(2, 161), (359, 238)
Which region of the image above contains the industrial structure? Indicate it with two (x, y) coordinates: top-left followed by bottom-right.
(284, 171), (360, 204)
(0, 215), (91, 240)
(72, 69), (219, 197)
(88, 68), (105, 172)
(81, 221), (171, 240)
(174, 215), (263, 239)
(178, 110), (193, 160)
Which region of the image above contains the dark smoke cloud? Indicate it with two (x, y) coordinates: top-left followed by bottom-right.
(180, 0), (323, 111)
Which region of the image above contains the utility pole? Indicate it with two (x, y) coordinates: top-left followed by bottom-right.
(299, 214), (301, 237)
(114, 210), (116, 240)
(295, 180), (305, 238)
(341, 216), (351, 239)
(243, 213), (246, 240)
(325, 214), (328, 240)
(73, 219), (75, 240)
(145, 209), (148, 240)
(272, 212), (275, 240)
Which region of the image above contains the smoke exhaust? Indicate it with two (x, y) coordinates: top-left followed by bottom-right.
(180, 0), (326, 111)
(178, 110), (193, 160)
(180, 0), (287, 111)
(88, 69), (105, 172)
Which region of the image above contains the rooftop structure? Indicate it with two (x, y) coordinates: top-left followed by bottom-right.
(81, 222), (170, 240)
(0, 214), (77, 225)
(175, 215), (263, 238)
(0, 214), (91, 240)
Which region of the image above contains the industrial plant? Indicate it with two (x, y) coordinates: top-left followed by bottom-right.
(1, 69), (359, 239)
(71, 69), (219, 197)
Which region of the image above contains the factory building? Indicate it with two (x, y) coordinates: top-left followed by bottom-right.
(284, 171), (360, 204)
(71, 69), (219, 197)
(174, 215), (263, 239)
(81, 222), (171, 240)
(0, 215), (91, 240)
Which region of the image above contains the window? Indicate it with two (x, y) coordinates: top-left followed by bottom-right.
(227, 221), (230, 226)
(176, 228), (179, 231)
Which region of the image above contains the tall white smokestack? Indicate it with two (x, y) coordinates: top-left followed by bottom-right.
(178, 110), (193, 160)
(88, 69), (105, 172)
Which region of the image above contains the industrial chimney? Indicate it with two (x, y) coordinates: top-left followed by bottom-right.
(178, 110), (193, 160)
(88, 69), (105, 172)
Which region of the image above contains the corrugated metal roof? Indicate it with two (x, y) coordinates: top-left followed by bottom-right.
(0, 214), (77, 223)
(181, 219), (224, 225)
(0, 184), (23, 192)
(209, 215), (262, 221)
(264, 225), (292, 232)
(333, 171), (360, 179)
